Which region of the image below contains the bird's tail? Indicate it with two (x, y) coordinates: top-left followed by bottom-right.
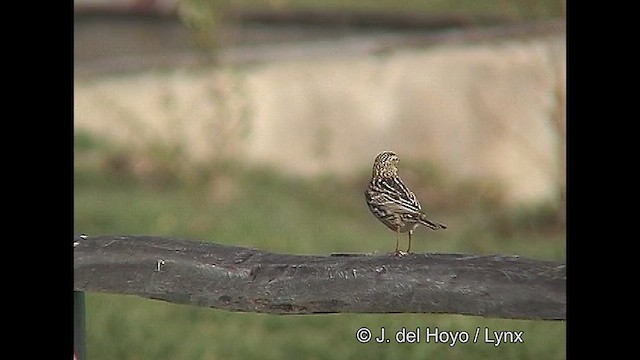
(419, 213), (447, 230)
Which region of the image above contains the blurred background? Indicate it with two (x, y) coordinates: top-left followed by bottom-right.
(74, 0), (566, 359)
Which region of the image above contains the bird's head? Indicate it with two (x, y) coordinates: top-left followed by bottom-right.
(372, 150), (399, 178)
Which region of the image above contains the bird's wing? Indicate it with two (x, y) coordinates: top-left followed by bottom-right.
(368, 177), (422, 215)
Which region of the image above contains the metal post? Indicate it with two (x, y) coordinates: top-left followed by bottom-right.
(74, 291), (86, 360)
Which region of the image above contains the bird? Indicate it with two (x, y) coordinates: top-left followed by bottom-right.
(365, 150), (447, 256)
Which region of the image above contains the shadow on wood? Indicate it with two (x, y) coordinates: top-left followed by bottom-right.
(73, 235), (565, 320)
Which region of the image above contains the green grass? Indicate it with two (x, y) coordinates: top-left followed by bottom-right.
(178, 0), (565, 49)
(233, 0), (566, 20)
(74, 158), (565, 359)
(86, 293), (565, 359)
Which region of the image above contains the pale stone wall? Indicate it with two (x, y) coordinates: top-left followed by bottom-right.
(74, 34), (565, 204)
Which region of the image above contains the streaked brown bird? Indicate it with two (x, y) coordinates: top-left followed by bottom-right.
(365, 150), (447, 255)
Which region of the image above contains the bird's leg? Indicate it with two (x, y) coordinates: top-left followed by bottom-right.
(391, 228), (410, 257)
(407, 230), (413, 253)
(395, 229), (400, 253)
(392, 228), (404, 257)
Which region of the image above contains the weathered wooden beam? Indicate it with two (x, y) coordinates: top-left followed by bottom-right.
(73, 235), (565, 320)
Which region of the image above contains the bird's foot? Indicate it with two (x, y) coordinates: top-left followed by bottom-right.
(390, 250), (410, 257)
